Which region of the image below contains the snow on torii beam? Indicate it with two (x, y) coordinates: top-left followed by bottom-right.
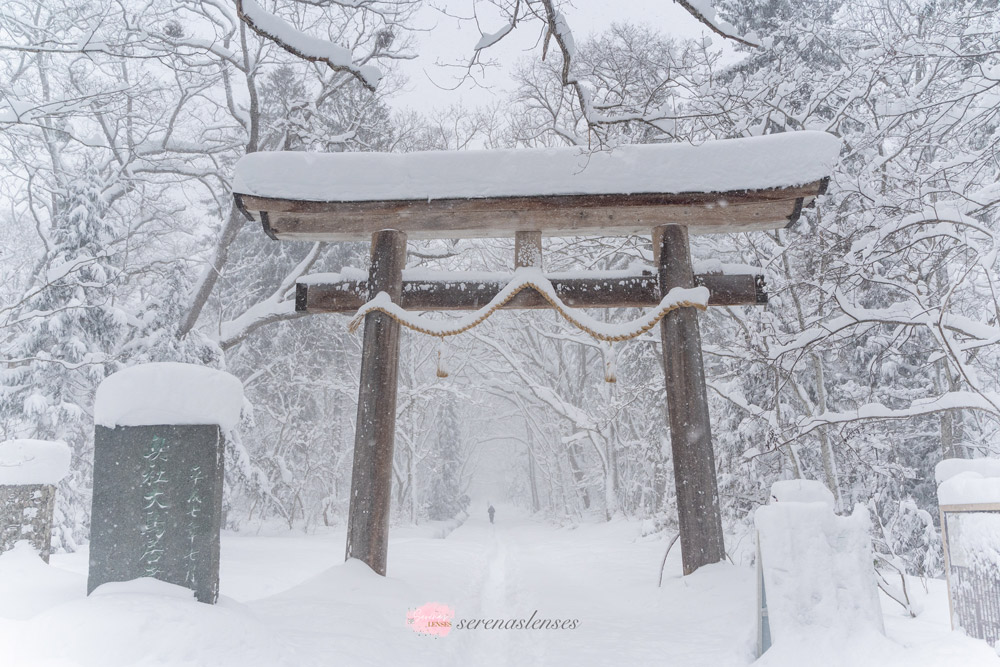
(295, 269), (769, 313)
(231, 132), (841, 578)
(232, 132), (839, 241)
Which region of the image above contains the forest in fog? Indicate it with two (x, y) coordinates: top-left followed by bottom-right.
(1, 0), (998, 585)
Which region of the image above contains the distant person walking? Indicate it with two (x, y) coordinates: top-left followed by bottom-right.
(488, 504), (495, 524)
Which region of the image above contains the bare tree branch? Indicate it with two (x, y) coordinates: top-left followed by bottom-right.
(672, 0), (759, 49)
(235, 0), (382, 92)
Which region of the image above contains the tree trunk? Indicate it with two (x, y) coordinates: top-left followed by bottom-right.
(527, 446), (541, 512)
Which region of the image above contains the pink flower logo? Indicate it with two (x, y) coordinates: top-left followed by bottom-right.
(407, 602), (455, 637)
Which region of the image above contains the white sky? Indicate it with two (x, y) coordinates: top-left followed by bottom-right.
(390, 0), (720, 113)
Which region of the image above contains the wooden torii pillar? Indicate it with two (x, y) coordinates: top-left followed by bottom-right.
(233, 135), (838, 576)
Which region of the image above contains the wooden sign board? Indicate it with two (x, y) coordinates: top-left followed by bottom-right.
(940, 504), (1000, 646)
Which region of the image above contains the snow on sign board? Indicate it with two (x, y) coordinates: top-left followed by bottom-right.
(0, 439), (71, 486)
(936, 458), (1000, 506)
(232, 132), (841, 241)
(94, 363), (244, 432)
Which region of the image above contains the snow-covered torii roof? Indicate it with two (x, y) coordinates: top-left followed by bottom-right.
(232, 132), (841, 241)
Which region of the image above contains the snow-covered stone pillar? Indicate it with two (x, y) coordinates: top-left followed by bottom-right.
(0, 439), (71, 562)
(755, 480), (883, 657)
(88, 363), (243, 604)
(937, 458), (1000, 646)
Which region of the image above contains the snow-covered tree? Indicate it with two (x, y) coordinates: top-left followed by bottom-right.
(426, 397), (465, 520)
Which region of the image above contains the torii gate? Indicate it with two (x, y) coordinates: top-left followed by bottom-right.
(232, 132), (840, 577)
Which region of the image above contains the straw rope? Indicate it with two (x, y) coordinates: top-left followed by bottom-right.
(347, 280), (706, 343)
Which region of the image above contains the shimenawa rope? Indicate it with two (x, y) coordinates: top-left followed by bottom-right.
(347, 280), (706, 343)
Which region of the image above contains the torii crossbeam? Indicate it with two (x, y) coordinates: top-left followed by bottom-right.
(233, 132), (841, 576)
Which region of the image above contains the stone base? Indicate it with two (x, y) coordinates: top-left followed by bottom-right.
(88, 425), (224, 604)
(0, 484), (56, 562)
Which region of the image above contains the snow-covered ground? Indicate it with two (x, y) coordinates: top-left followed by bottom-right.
(0, 505), (996, 667)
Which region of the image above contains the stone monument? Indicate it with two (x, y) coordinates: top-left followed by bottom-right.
(0, 439), (71, 562)
(88, 363), (243, 604)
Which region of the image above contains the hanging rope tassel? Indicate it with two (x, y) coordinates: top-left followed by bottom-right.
(436, 337), (449, 378)
(603, 342), (617, 383)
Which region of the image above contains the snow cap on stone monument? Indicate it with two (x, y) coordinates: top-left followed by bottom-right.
(94, 362), (244, 432)
(0, 439), (71, 485)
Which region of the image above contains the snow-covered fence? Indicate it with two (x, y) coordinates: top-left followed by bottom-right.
(755, 480), (884, 657)
(937, 459), (1000, 647)
(88, 363), (243, 604)
(0, 439), (71, 562)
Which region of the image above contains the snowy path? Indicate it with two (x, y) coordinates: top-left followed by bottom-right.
(1, 506), (998, 666)
(437, 505), (756, 667)
(451, 517), (520, 666)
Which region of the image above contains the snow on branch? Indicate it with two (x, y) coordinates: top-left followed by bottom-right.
(216, 297), (301, 351)
(537, 0), (593, 128)
(794, 391), (1000, 438)
(673, 0), (759, 49)
(471, 332), (600, 436)
(474, 21), (515, 52)
(532, 0), (756, 138)
(292, 0), (410, 11)
(769, 290), (1000, 360)
(848, 201), (997, 265)
(0, 92), (125, 124)
(236, 0), (382, 91)
(215, 243), (321, 350)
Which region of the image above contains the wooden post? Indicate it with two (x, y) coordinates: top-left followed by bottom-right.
(515, 231), (543, 269)
(657, 224), (726, 575)
(345, 229), (406, 575)
(652, 226), (665, 266)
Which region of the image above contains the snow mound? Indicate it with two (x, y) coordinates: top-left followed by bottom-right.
(753, 625), (1000, 667)
(91, 577), (196, 599)
(94, 363), (243, 431)
(768, 479), (835, 508)
(0, 583), (293, 667)
(0, 439), (71, 485)
(756, 498), (884, 654)
(937, 458), (1000, 506)
(1, 516), (997, 667)
(0, 542), (85, 620)
(233, 132), (842, 202)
